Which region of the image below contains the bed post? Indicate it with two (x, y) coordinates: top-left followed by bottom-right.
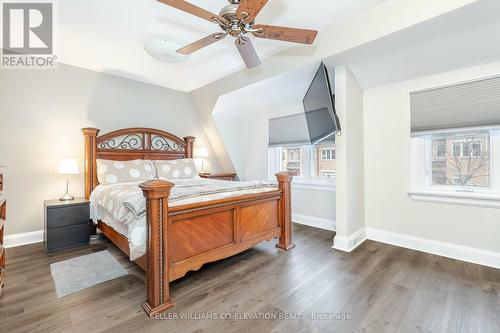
(184, 136), (196, 158)
(275, 172), (296, 251)
(139, 180), (175, 317)
(82, 128), (100, 200)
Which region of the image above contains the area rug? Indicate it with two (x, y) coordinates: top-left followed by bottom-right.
(50, 250), (128, 298)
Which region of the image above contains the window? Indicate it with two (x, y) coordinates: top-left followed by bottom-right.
(450, 140), (483, 159)
(314, 145), (336, 180)
(409, 76), (500, 206)
(320, 148), (335, 160)
(432, 161), (447, 185)
(472, 143), (482, 157)
(452, 142), (462, 158)
(411, 128), (500, 197)
(269, 143), (336, 183)
(435, 139), (446, 158)
(281, 147), (303, 176)
(431, 131), (490, 187)
(462, 142), (471, 158)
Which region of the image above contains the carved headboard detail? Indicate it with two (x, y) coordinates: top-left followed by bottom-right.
(82, 128), (195, 199)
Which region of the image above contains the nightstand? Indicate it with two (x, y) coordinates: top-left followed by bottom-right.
(200, 173), (237, 181)
(44, 198), (90, 253)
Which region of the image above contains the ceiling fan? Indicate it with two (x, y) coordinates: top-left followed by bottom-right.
(157, 0), (319, 68)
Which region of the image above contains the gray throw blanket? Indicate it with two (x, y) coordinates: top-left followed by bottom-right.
(118, 179), (277, 219)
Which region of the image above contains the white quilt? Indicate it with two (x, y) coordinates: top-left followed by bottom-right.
(90, 178), (278, 260)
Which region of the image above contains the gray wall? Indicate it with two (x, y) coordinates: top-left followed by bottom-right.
(364, 61), (500, 253)
(0, 64), (219, 236)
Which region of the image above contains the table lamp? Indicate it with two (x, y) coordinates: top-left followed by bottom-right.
(194, 147), (209, 175)
(58, 158), (79, 201)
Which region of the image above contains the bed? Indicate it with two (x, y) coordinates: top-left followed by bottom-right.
(82, 128), (295, 317)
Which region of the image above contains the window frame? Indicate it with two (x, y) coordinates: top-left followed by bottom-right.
(410, 127), (500, 207)
(269, 145), (336, 188)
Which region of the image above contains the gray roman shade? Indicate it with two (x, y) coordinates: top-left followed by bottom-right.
(410, 75), (500, 133)
(269, 113), (311, 147)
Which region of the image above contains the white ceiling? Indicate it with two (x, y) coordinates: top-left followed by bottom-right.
(324, 0), (500, 89)
(57, 0), (388, 92)
(212, 0), (500, 118)
(213, 61), (323, 117)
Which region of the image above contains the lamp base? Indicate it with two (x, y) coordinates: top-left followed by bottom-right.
(90, 234), (101, 243)
(59, 193), (75, 201)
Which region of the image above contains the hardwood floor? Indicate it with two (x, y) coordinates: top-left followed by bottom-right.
(0, 225), (499, 333)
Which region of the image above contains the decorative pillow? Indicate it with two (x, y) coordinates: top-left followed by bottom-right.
(96, 159), (155, 185)
(154, 158), (198, 179)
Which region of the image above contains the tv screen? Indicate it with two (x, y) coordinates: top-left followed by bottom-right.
(303, 62), (341, 144)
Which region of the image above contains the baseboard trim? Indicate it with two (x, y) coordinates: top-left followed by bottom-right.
(4, 230), (44, 248)
(332, 228), (367, 252)
(292, 213), (336, 231)
(366, 228), (500, 270)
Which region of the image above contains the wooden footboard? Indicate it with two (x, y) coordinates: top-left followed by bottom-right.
(139, 172), (294, 317)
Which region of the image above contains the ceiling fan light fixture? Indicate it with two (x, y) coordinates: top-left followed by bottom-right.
(144, 36), (189, 63)
(156, 0), (318, 68)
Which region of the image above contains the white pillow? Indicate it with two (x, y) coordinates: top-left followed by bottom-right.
(96, 159), (155, 185)
(154, 158), (198, 179)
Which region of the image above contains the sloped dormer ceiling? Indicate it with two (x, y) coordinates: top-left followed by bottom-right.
(57, 0), (388, 92)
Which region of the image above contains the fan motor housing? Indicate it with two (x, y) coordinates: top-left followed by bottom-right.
(219, 4), (254, 37)
(219, 4), (238, 21)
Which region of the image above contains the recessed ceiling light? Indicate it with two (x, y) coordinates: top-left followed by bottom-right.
(144, 36), (189, 63)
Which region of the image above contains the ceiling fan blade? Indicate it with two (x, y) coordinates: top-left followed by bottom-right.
(157, 0), (228, 25)
(236, 0), (268, 22)
(235, 36), (261, 68)
(177, 33), (227, 55)
(252, 24), (318, 45)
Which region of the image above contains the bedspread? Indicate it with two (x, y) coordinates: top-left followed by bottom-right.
(90, 178), (278, 260)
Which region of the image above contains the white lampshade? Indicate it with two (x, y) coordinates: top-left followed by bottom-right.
(194, 147), (209, 158)
(58, 158), (79, 175)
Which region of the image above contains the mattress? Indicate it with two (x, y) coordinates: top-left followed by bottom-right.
(90, 178), (278, 260)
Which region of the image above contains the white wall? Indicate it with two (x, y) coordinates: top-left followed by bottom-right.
(214, 114), (269, 182)
(0, 64), (219, 236)
(333, 66), (366, 250)
(364, 61), (500, 253)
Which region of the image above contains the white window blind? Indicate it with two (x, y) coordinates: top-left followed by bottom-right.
(410, 75), (500, 133)
(268, 113), (311, 147)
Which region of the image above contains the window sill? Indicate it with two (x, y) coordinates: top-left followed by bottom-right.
(292, 179), (336, 192)
(408, 190), (500, 209)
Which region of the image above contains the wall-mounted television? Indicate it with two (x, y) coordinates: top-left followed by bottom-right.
(303, 62), (341, 144)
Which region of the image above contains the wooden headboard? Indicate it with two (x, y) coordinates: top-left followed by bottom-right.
(82, 128), (195, 199)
